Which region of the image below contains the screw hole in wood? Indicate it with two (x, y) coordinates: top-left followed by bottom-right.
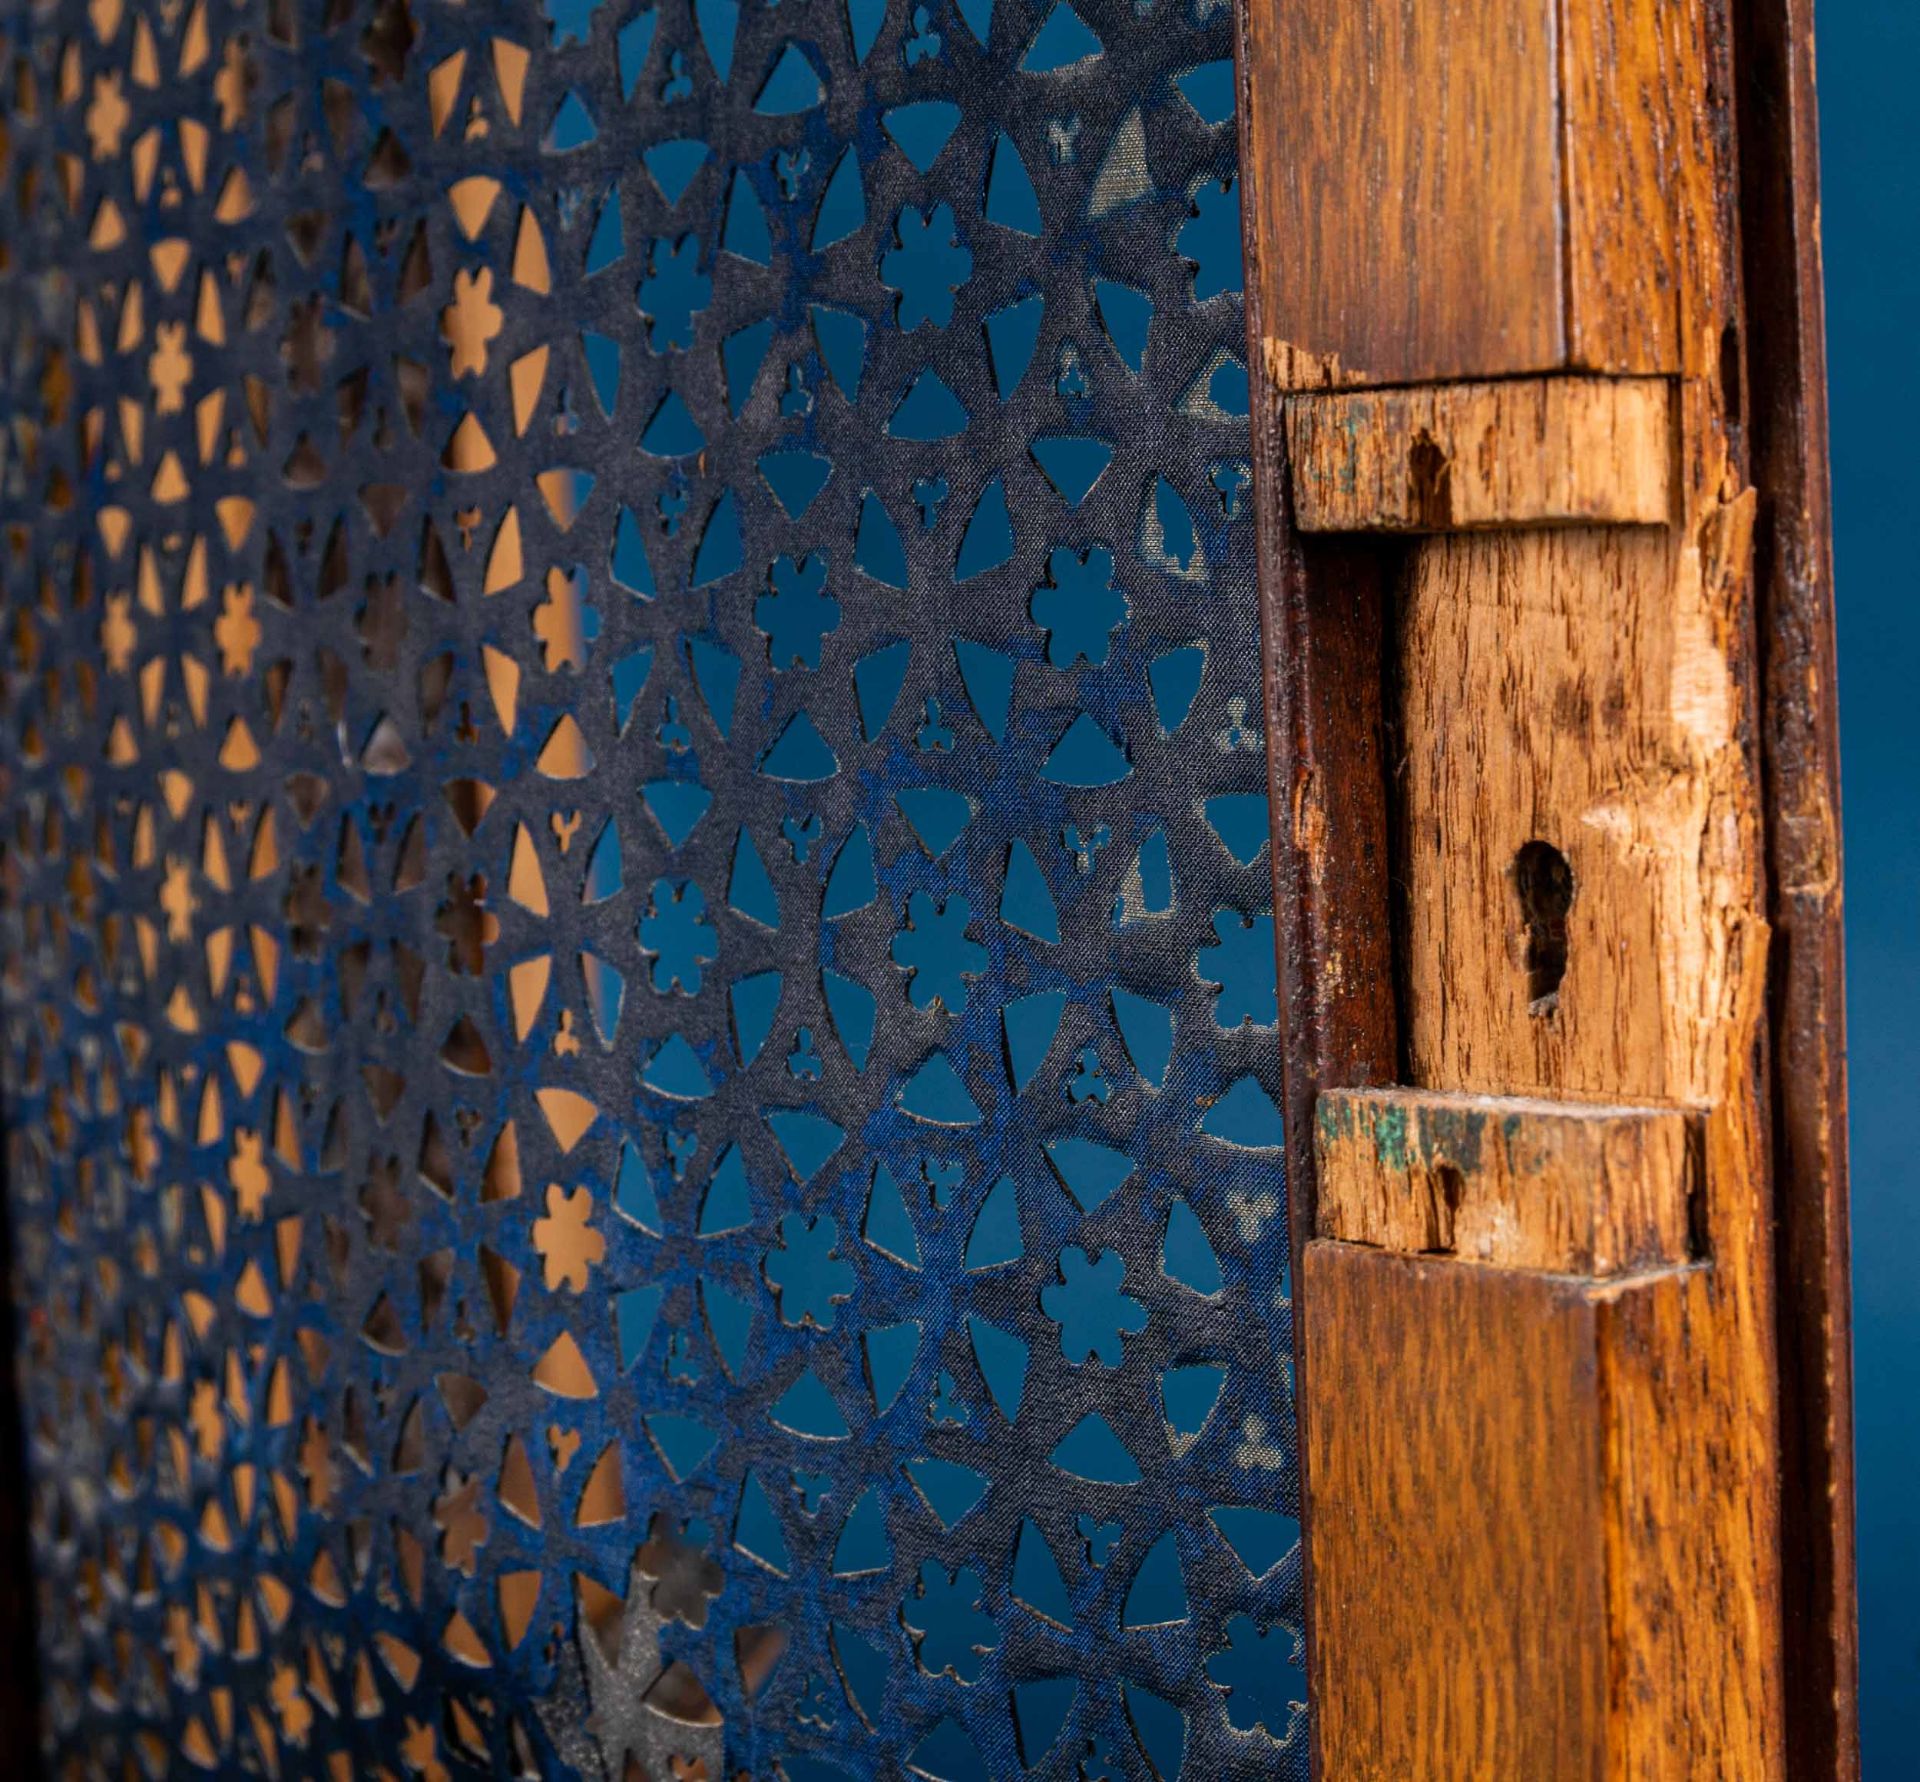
(1427, 1160), (1465, 1253)
(1407, 428), (1452, 528)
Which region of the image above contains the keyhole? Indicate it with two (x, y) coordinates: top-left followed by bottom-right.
(1513, 840), (1573, 1015)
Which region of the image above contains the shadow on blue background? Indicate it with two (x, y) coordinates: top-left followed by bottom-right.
(1823, 2), (1919, 1768)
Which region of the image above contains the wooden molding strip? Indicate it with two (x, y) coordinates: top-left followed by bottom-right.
(1286, 377), (1674, 534)
(1734, 1), (1860, 1768)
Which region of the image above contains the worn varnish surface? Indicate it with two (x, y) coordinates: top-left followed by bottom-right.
(1286, 376), (1674, 534)
(1241, 0), (1563, 388)
(1305, 1233), (1783, 1780)
(1302, 1246), (1620, 1781)
(1302, 1242), (1751, 1782)
(1240, 0), (1727, 388)
(1558, 0), (1730, 379)
(1315, 1087), (1695, 1276)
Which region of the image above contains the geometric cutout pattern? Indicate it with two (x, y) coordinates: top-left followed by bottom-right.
(0, 0), (1301, 1775)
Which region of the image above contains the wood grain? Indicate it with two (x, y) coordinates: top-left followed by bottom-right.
(1241, 136), (1403, 1734)
(1239, 0), (1721, 389)
(1303, 1241), (1732, 1781)
(1315, 1087), (1696, 1275)
(1559, 0), (1731, 380)
(1387, 412), (1787, 1774)
(1395, 501), (1761, 1109)
(1246, 340), (1401, 1126)
(1240, 0), (1563, 389)
(1287, 377), (1674, 534)
(1236, 0), (1849, 1766)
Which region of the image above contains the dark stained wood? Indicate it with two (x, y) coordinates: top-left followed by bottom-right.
(1240, 146), (1403, 1209)
(1735, 0), (1860, 1771)
(1303, 1246), (1613, 1781)
(1240, 0), (1564, 388)
(1238, 60), (1404, 1714)
(1263, 528), (1401, 1108)
(1559, 0), (1735, 381)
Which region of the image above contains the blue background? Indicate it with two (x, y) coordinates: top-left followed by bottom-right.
(1824, 1), (1918, 1767)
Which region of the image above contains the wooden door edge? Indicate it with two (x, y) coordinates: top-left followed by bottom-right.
(1734, 0), (1860, 1773)
(1233, 0), (1859, 1771)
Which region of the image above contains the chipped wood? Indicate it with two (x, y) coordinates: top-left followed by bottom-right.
(1395, 487), (1764, 1109)
(1356, 393), (1787, 1781)
(1286, 377), (1673, 534)
(1315, 1087), (1696, 1276)
(1235, 0), (1847, 1764)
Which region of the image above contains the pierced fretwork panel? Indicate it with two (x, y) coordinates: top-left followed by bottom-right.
(0, 1), (1302, 1776)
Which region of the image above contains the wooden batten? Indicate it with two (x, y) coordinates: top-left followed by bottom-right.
(1734, 0), (1860, 1769)
(1238, 0), (1849, 1769)
(1286, 377), (1675, 534)
(1314, 1087), (1698, 1277)
(1302, 1245), (1712, 1780)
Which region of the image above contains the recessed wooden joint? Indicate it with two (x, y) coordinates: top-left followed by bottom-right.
(1285, 376), (1674, 533)
(1316, 1086), (1701, 1275)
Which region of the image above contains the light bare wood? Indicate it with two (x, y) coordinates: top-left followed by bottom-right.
(1315, 1086), (1696, 1275)
(1286, 377), (1674, 534)
(1396, 476), (1761, 1112)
